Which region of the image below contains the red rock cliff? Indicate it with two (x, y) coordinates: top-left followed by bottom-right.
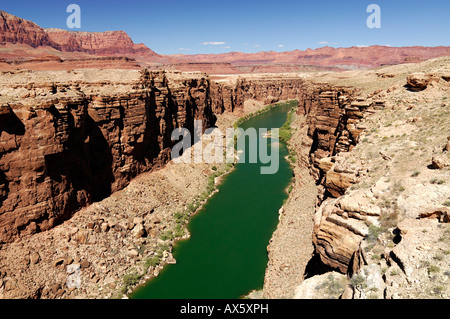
(0, 11), (55, 48)
(0, 70), (308, 243)
(44, 29), (160, 59)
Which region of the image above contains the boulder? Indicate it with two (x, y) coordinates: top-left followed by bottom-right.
(418, 207), (450, 223)
(29, 252), (40, 265)
(293, 272), (347, 299)
(325, 170), (357, 197)
(318, 157), (335, 172)
(132, 224), (146, 238)
(80, 259), (91, 269)
(406, 73), (435, 91)
(53, 258), (65, 267)
(431, 155), (449, 169)
(313, 196), (369, 273)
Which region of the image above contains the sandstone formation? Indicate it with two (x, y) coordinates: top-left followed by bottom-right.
(289, 55), (450, 299)
(406, 73), (436, 91)
(288, 59), (448, 280)
(3, 10), (450, 74)
(0, 70), (308, 244)
(298, 89), (376, 197)
(44, 29), (161, 60)
(293, 271), (347, 299)
(431, 155), (449, 169)
(0, 11), (54, 48)
(1, 9), (450, 300)
(170, 45), (450, 70)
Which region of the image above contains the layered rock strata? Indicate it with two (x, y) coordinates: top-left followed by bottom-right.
(295, 87), (384, 274)
(0, 70), (307, 244)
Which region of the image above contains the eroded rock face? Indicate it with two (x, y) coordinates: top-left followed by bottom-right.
(312, 190), (379, 273)
(0, 11), (55, 48)
(0, 70), (308, 243)
(431, 155), (449, 169)
(0, 71), (206, 242)
(293, 271), (348, 299)
(44, 29), (160, 59)
(406, 73), (436, 91)
(298, 88), (373, 194)
(296, 87), (379, 274)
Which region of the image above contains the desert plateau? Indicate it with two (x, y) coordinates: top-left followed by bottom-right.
(0, 1), (449, 304)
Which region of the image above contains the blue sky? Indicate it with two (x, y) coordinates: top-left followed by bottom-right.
(2, 0), (449, 55)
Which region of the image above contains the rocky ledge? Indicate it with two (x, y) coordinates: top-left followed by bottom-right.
(288, 56), (450, 299)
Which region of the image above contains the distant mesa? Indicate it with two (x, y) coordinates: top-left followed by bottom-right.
(1, 10), (450, 73)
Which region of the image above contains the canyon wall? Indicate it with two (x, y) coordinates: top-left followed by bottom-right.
(296, 86), (382, 274)
(44, 29), (160, 60)
(0, 70), (307, 244)
(0, 11), (54, 48)
(299, 87), (390, 276)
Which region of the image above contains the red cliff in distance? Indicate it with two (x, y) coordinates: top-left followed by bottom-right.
(44, 28), (161, 60)
(169, 45), (450, 69)
(0, 11), (55, 48)
(1, 10), (450, 73)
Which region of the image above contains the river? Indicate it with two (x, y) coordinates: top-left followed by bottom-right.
(131, 102), (294, 299)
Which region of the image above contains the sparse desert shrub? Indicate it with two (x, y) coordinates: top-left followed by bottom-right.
(392, 181), (406, 193)
(173, 224), (185, 238)
(121, 272), (142, 293)
(350, 274), (367, 290)
(367, 224), (383, 243)
(430, 178), (446, 185)
(438, 228), (450, 242)
(390, 269), (400, 276)
(428, 265), (441, 274)
(379, 197), (393, 209)
(411, 171), (421, 177)
(144, 256), (161, 270)
(379, 209), (401, 230)
(159, 230), (174, 241)
(314, 274), (346, 298)
(174, 211), (189, 224)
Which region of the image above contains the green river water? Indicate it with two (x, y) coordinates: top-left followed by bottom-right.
(131, 102), (294, 299)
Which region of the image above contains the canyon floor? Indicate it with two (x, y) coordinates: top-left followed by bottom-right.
(0, 56), (449, 299)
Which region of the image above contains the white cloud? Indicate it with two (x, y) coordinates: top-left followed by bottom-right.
(201, 41), (226, 46)
(254, 44), (261, 47)
(356, 44), (369, 47)
(318, 41), (329, 45)
(278, 44), (285, 48)
(178, 48), (191, 51)
(222, 46), (231, 49)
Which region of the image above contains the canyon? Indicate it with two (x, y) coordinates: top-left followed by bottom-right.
(1, 56), (448, 299)
(0, 69), (312, 298)
(0, 69), (308, 245)
(0, 9), (449, 300)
